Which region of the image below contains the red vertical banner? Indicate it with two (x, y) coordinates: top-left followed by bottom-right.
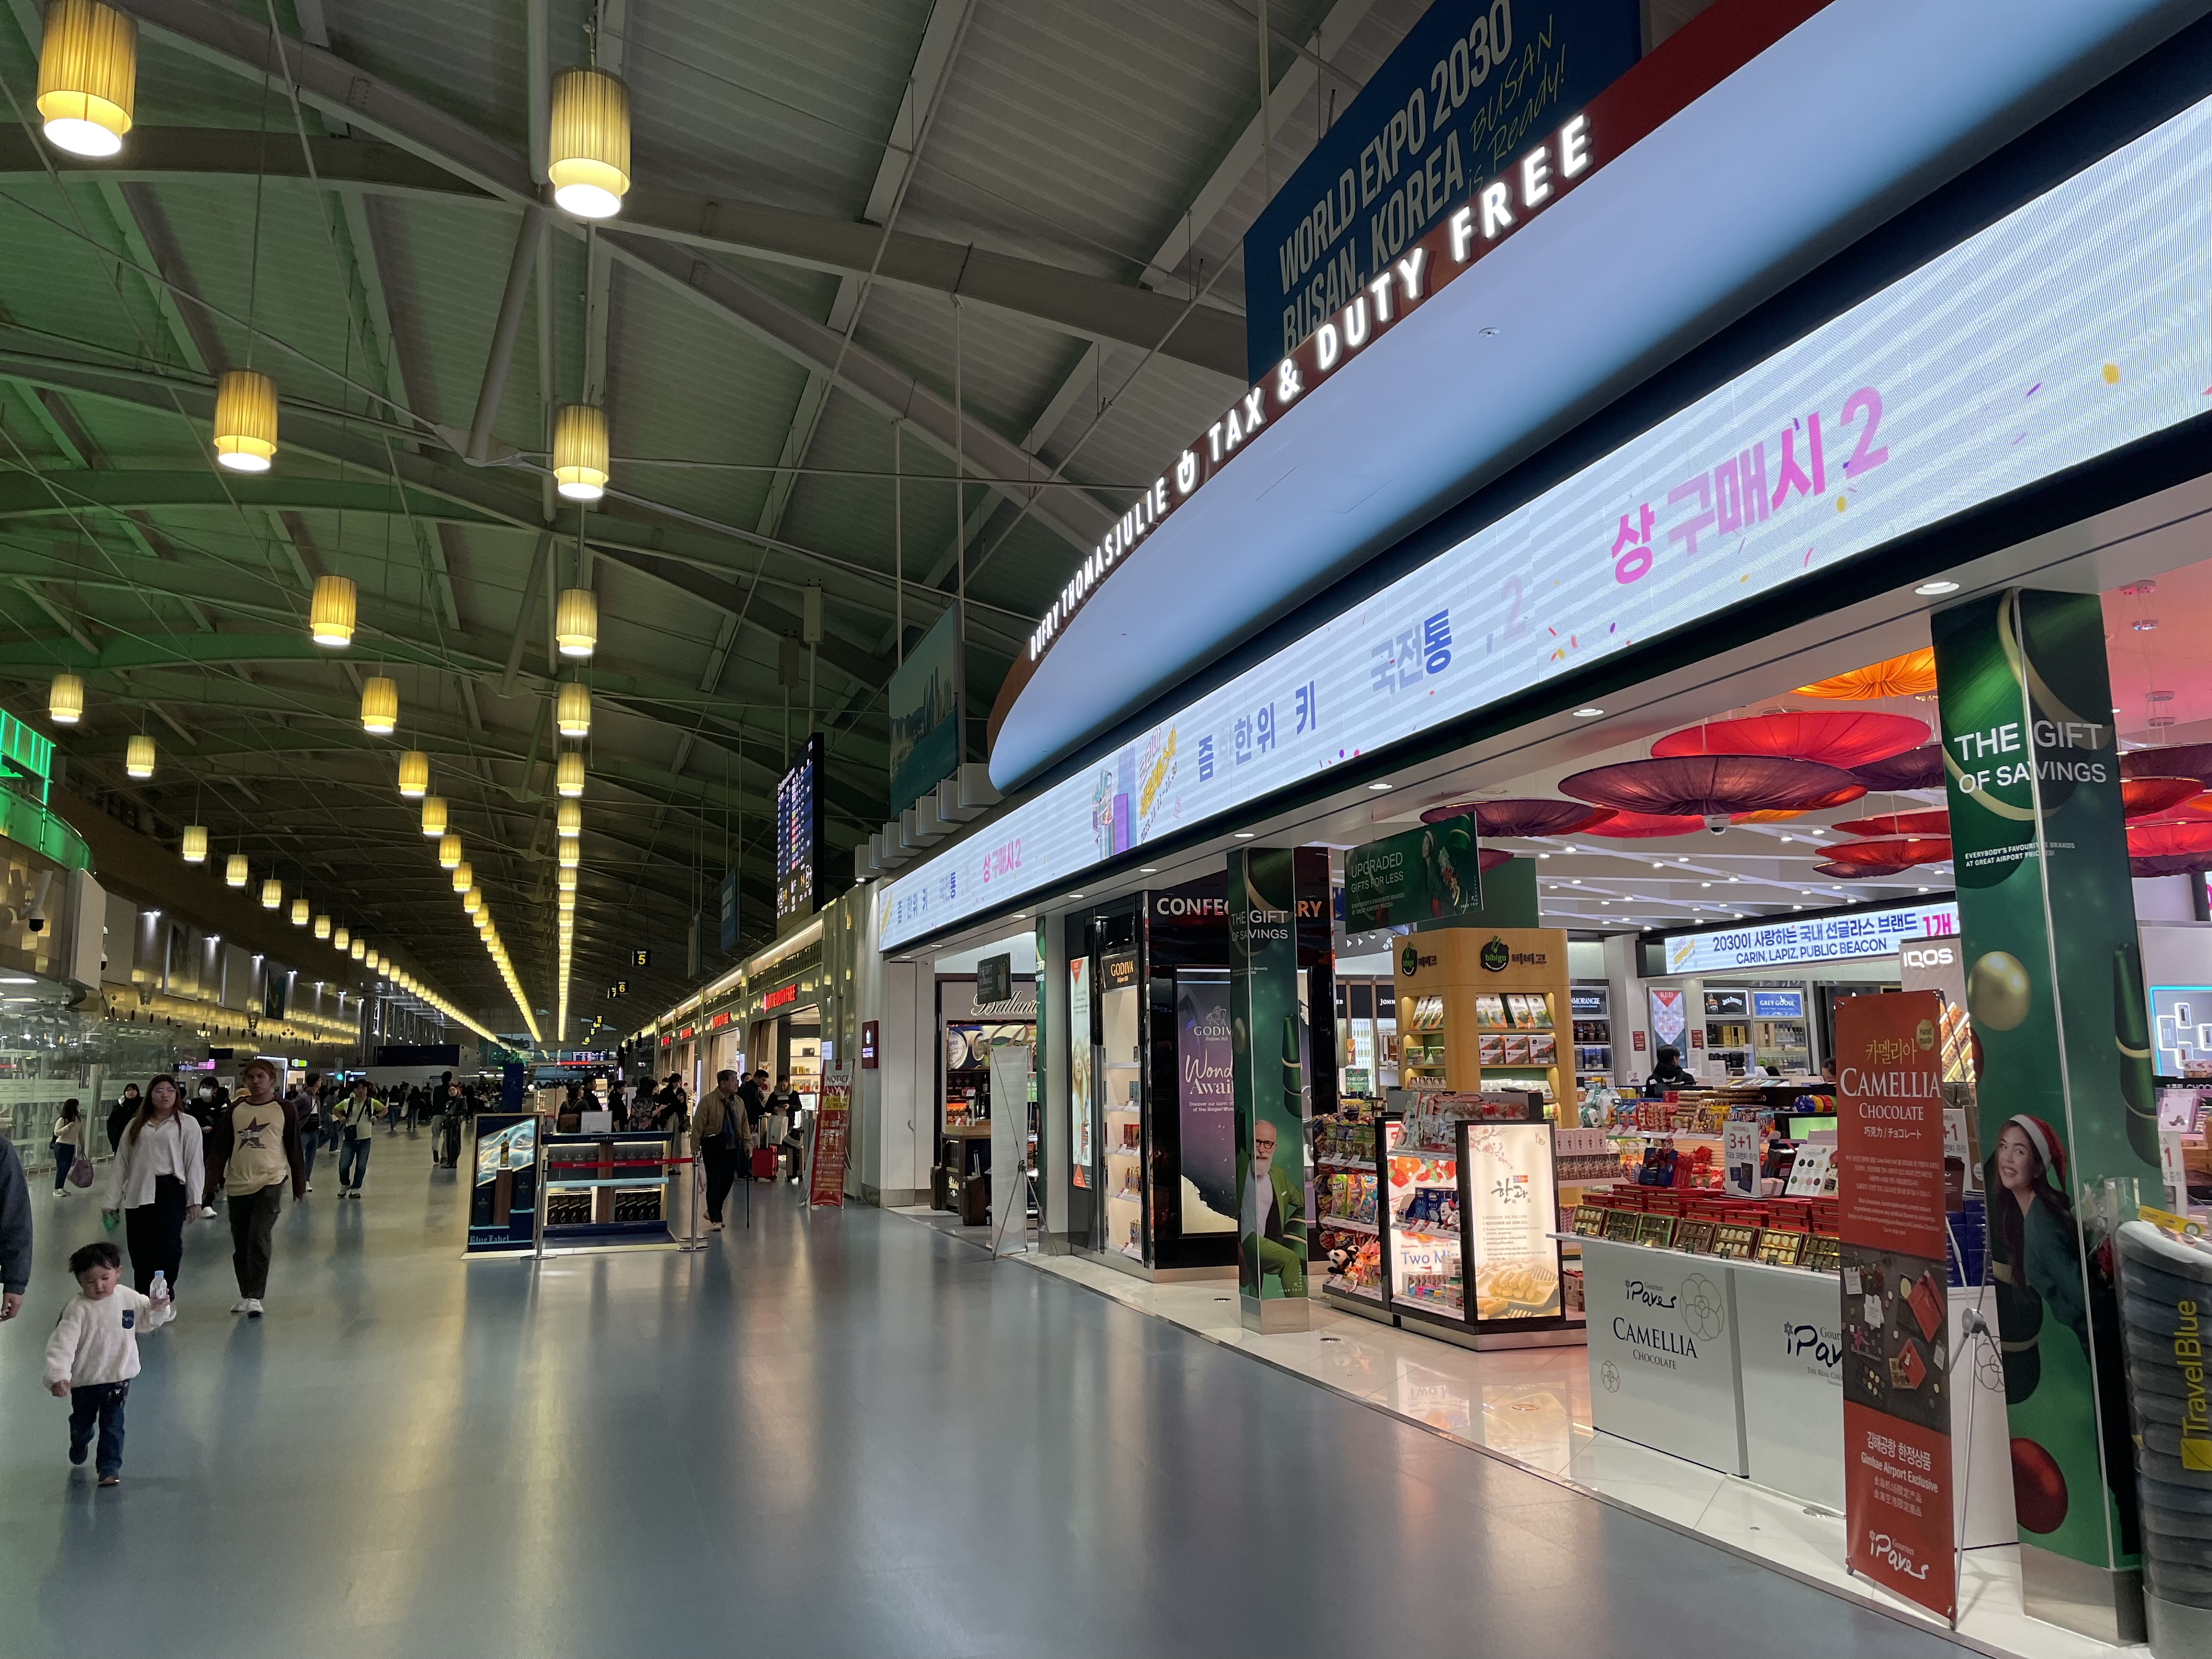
(808, 1065), (852, 1207)
(1837, 990), (1955, 1620)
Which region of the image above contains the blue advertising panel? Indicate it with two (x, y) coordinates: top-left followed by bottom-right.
(1242, 0), (1639, 379)
(1751, 990), (1805, 1019)
(466, 1113), (539, 1254)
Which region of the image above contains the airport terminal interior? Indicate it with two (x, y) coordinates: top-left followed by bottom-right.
(7, 0), (2212, 1654)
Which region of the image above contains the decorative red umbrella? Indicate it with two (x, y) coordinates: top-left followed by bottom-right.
(2129, 820), (2212, 877)
(2140, 791), (2212, 825)
(1477, 848), (1515, 872)
(1418, 799), (1616, 836)
(2123, 776), (2204, 819)
(1814, 859), (1912, 879)
(1852, 744), (1945, 792)
(1730, 785), (1868, 823)
(1579, 811), (1709, 839)
(1652, 710), (1928, 768)
(2124, 744), (2212, 786)
(1560, 755), (1865, 822)
(1833, 809), (1950, 838)
(1820, 837), (1953, 870)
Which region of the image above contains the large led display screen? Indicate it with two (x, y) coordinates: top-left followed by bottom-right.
(776, 733), (826, 924)
(879, 92), (2212, 951)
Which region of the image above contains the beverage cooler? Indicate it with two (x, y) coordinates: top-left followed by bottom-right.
(1063, 861), (1335, 1277)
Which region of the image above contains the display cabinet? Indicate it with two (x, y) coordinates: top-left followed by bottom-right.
(1570, 985), (1612, 1093)
(539, 1130), (681, 1249)
(1392, 928), (1573, 1108)
(1317, 1104), (1393, 1318)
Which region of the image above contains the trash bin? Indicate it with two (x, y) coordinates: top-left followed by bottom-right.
(2116, 1220), (2212, 1656)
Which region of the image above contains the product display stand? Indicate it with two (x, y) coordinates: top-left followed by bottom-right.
(537, 1130), (684, 1254)
(1317, 1103), (1392, 1321)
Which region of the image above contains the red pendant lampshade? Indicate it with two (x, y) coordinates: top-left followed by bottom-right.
(2122, 776), (2204, 819)
(1833, 809), (1950, 838)
(2129, 821), (2212, 877)
(1651, 711), (1928, 768)
(1419, 798), (1616, 836)
(1560, 755), (1865, 821)
(2140, 791), (2212, 825)
(1852, 744), (1946, 792)
(1477, 848), (1514, 872)
(1792, 648), (1938, 701)
(1729, 786), (1867, 823)
(1820, 837), (1953, 870)
(1579, 810), (1710, 839)
(2123, 744), (2212, 786)
(1815, 859), (1910, 878)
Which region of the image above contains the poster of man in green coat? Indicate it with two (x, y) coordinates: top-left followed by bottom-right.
(1239, 1116), (1306, 1297)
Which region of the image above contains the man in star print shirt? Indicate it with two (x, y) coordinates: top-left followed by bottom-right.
(207, 1058), (304, 1318)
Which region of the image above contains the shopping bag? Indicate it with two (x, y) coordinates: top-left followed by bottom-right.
(67, 1155), (93, 1188)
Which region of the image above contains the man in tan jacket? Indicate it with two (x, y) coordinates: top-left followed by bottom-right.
(693, 1070), (745, 1232)
(208, 1058), (305, 1318)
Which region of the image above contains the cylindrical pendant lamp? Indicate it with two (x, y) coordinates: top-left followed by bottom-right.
(36, 0), (135, 158)
(47, 672), (83, 725)
(421, 796), (448, 837)
(551, 407), (609, 502)
(554, 586), (599, 656)
(557, 867), (578, 893)
(547, 67), (630, 219)
(314, 914), (331, 940)
(396, 750), (429, 799)
(334, 926), (349, 950)
(557, 800), (581, 838)
(557, 751), (585, 798)
(350, 939), (365, 961)
(212, 369), (278, 472)
(360, 676), (398, 735)
(438, 833), (462, 870)
(225, 854), (249, 889)
(556, 680), (591, 737)
(125, 733), (154, 777)
(290, 898), (310, 927)
(463, 887), (482, 915)
(260, 878), (282, 911)
(451, 861), (472, 893)
(180, 825), (207, 864)
(308, 573), (356, 646)
(558, 839), (580, 870)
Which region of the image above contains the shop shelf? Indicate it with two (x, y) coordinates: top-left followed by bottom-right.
(1316, 1214), (1377, 1234)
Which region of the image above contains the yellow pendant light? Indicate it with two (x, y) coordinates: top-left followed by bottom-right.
(225, 854), (249, 889)
(438, 833), (462, 870)
(308, 573), (356, 646)
(47, 672), (83, 725)
(36, 0), (134, 158)
(180, 825), (207, 864)
(557, 800), (581, 838)
(261, 878), (282, 911)
(212, 369), (279, 472)
(557, 869), (578, 895)
(551, 406), (610, 502)
(290, 898), (310, 927)
(125, 733), (154, 778)
(558, 890), (577, 912)
(547, 66), (630, 219)
(392, 751), (430, 801)
(421, 795), (448, 837)
(463, 887), (483, 915)
(360, 676), (398, 735)
(556, 680), (592, 737)
(334, 926), (349, 950)
(556, 751), (585, 798)
(350, 939), (365, 961)
(452, 861), (472, 893)
(554, 586), (599, 656)
(557, 839), (580, 870)
(314, 914), (331, 940)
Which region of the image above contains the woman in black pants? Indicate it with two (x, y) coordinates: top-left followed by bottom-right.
(101, 1076), (205, 1297)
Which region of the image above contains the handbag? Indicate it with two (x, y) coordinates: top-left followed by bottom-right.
(68, 1154), (93, 1188)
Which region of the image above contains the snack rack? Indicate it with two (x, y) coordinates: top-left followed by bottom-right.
(1317, 1102), (1393, 1320)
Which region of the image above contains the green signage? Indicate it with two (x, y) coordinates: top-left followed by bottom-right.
(1343, 815), (1482, 929)
(1932, 589), (2149, 1601)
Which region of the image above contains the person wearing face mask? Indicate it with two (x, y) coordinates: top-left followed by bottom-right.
(185, 1077), (222, 1217)
(103, 1076), (205, 1298)
(207, 1058), (305, 1318)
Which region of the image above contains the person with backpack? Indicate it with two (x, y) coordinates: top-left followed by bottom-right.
(206, 1057), (304, 1318)
(49, 1099), (83, 1194)
(335, 1079), (377, 1197)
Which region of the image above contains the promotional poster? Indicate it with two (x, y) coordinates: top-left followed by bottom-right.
(467, 1114), (538, 1253)
(1836, 990), (1954, 1620)
(1932, 589), (2150, 1582)
(887, 606), (963, 819)
(806, 1065), (852, 1207)
(1343, 815), (1483, 928)
(1230, 847), (1311, 1310)
(1176, 976), (1238, 1234)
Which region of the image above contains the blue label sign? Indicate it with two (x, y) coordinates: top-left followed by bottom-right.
(1752, 990), (1804, 1019)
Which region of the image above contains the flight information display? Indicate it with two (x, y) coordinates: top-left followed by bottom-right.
(777, 734), (826, 923)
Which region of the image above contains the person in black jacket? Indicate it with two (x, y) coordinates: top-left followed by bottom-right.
(0, 1132), (30, 1321)
(105, 1083), (141, 1155)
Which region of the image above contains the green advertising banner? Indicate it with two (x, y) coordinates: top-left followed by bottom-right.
(1229, 846), (1309, 1327)
(1344, 815), (1483, 928)
(1932, 589), (2151, 1608)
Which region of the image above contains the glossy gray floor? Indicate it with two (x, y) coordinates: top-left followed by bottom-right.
(0, 1149), (1965, 1657)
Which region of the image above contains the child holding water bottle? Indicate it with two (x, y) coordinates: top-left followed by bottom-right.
(43, 1240), (171, 1486)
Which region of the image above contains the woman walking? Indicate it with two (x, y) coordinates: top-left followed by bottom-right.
(102, 1077), (204, 1297)
(49, 1099), (82, 1193)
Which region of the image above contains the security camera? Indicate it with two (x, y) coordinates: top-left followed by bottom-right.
(1703, 813), (1730, 835)
(26, 871), (52, 933)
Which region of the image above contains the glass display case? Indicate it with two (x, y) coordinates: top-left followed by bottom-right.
(1099, 954), (1145, 1260)
(1570, 985), (1612, 1093)
(538, 1130), (680, 1248)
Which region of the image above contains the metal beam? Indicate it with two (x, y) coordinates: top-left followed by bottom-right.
(458, 207), (545, 463)
(0, 469), (506, 524)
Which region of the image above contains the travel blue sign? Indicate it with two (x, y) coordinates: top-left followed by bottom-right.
(1242, 0), (1639, 380)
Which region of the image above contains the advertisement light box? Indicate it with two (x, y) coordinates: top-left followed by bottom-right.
(1660, 902), (1959, 977)
(879, 91), (2212, 951)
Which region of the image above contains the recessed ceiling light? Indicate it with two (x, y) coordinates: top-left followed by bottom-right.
(1780, 835), (1793, 843)
(1368, 782), (1393, 792)
(0, 977), (34, 985)
(1233, 832), (1255, 840)
(1139, 867), (1158, 874)
(1537, 853), (1549, 859)
(1068, 893), (1085, 900)
(1572, 707), (1604, 718)
(1915, 579), (1961, 596)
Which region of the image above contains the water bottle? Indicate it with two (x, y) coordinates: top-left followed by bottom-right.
(149, 1270), (167, 1303)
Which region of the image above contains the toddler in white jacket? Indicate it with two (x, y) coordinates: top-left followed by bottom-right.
(44, 1240), (172, 1486)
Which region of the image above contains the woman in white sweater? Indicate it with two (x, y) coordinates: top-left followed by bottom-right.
(103, 1077), (204, 1297)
